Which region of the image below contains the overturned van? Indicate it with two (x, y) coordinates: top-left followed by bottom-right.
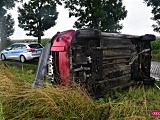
(33, 29), (156, 98)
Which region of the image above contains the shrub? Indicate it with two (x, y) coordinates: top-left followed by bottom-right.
(151, 37), (160, 50)
(41, 38), (50, 46)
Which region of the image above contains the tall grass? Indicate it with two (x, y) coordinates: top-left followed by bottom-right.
(3, 61), (37, 83)
(0, 61), (160, 119)
(0, 62), (109, 120)
(0, 102), (4, 120)
(100, 85), (160, 119)
(3, 85), (110, 120)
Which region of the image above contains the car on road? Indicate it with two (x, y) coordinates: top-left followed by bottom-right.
(0, 42), (43, 63)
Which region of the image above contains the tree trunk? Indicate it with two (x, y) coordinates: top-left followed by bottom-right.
(37, 20), (42, 43)
(37, 6), (42, 44)
(38, 32), (41, 43)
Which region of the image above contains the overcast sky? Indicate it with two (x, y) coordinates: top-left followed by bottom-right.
(9, 0), (159, 40)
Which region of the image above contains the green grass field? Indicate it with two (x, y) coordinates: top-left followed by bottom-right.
(0, 61), (160, 119)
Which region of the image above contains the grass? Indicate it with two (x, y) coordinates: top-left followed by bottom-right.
(4, 86), (110, 120)
(0, 61), (109, 120)
(2, 61), (37, 83)
(101, 85), (160, 119)
(0, 102), (4, 120)
(152, 50), (160, 62)
(1, 61), (160, 119)
(151, 37), (160, 62)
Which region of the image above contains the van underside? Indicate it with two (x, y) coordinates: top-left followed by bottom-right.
(33, 29), (156, 98)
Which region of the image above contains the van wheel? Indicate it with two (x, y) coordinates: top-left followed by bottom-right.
(76, 29), (101, 39)
(20, 55), (26, 63)
(1, 54), (6, 60)
(140, 35), (155, 41)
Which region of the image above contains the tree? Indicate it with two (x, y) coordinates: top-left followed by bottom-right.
(1, 14), (15, 38)
(0, 0), (16, 15)
(144, 0), (160, 33)
(0, 0), (20, 26)
(18, 0), (61, 43)
(0, 14), (15, 50)
(0, 0), (18, 50)
(62, 0), (127, 32)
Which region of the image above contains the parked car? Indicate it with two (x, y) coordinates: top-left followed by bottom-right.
(0, 42), (43, 63)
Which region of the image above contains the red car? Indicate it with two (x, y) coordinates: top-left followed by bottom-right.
(33, 29), (155, 98)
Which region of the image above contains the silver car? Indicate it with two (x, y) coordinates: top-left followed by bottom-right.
(0, 42), (43, 62)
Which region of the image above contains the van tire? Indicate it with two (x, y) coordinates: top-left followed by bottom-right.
(76, 29), (101, 39)
(140, 35), (155, 41)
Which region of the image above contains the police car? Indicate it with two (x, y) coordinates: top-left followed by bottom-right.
(0, 42), (43, 63)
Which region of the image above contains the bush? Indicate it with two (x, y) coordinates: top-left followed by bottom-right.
(41, 38), (50, 46)
(151, 37), (160, 50)
(151, 37), (160, 61)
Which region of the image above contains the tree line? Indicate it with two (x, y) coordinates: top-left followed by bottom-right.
(0, 0), (159, 45)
